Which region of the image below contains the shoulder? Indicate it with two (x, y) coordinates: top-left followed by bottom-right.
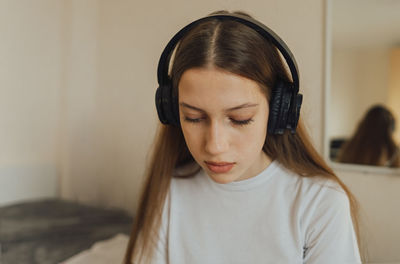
(273, 165), (358, 255)
(281, 169), (353, 237)
(273, 161), (350, 214)
(300, 175), (347, 205)
(275, 161), (346, 197)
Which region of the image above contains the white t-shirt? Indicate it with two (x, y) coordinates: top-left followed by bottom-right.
(152, 160), (361, 264)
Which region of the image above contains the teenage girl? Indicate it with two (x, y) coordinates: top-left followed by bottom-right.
(125, 10), (361, 264)
(338, 104), (400, 167)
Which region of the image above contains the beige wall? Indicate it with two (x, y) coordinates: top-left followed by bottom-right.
(330, 47), (389, 138)
(388, 48), (400, 142)
(0, 0), (63, 204)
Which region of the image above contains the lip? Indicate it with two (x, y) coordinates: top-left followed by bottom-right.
(205, 161), (235, 174)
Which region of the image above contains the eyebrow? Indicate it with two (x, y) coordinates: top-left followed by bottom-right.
(179, 102), (259, 112)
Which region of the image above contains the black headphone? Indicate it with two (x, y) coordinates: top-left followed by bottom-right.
(155, 13), (303, 135)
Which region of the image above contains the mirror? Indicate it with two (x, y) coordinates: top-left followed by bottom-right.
(325, 0), (400, 169)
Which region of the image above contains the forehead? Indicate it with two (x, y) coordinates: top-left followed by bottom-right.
(178, 67), (266, 107)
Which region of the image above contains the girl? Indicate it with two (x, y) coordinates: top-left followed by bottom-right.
(338, 104), (400, 167)
(125, 11), (361, 264)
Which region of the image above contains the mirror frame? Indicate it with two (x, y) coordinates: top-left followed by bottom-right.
(323, 0), (400, 175)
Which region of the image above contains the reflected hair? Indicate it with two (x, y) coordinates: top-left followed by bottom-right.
(338, 104), (399, 167)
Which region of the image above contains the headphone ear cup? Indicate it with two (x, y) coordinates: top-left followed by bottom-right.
(156, 85), (168, 124)
(268, 85), (282, 134)
(155, 82), (180, 126)
(287, 94), (302, 133)
(268, 80), (302, 135)
(268, 81), (292, 134)
(171, 86), (180, 126)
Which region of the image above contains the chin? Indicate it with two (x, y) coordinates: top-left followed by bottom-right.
(206, 171), (239, 184)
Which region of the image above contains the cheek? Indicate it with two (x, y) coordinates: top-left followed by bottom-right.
(237, 127), (266, 155)
(236, 116), (268, 156)
(181, 125), (202, 155)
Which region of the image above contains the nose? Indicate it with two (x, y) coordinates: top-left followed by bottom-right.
(204, 121), (229, 155)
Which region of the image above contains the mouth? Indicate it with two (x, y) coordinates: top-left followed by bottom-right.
(204, 161), (235, 174)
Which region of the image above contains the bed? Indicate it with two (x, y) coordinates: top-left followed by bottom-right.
(0, 198), (133, 264)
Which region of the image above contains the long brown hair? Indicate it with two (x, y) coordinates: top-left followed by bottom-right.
(338, 104), (400, 167)
(125, 10), (361, 263)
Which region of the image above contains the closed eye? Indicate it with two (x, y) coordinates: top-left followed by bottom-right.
(230, 118), (254, 126)
(184, 117), (202, 123)
(183, 116), (254, 126)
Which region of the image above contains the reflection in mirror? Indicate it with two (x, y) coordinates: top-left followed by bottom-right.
(328, 0), (400, 167)
(336, 105), (400, 167)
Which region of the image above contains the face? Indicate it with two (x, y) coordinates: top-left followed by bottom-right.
(178, 67), (272, 184)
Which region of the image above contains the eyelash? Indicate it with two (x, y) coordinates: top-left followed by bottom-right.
(184, 117), (254, 126)
(231, 118), (254, 126)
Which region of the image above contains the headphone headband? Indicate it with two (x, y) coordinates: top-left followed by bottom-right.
(155, 13), (303, 134)
(157, 13), (299, 93)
